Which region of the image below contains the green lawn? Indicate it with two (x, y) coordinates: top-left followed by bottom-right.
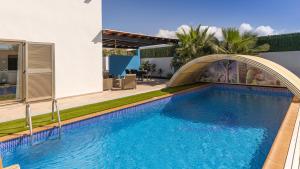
(0, 94), (16, 101)
(0, 83), (204, 137)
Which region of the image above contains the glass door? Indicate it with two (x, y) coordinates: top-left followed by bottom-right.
(0, 41), (23, 102)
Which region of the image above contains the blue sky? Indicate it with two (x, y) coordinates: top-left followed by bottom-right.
(103, 0), (300, 37)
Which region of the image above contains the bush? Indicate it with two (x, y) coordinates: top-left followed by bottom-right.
(257, 33), (300, 52)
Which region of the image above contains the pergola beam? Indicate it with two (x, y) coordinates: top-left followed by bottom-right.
(102, 29), (178, 49)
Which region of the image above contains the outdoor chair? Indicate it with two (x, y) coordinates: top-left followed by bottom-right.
(121, 74), (136, 90)
(103, 71), (113, 90)
(113, 77), (122, 88)
(103, 78), (113, 90)
(131, 69), (138, 75)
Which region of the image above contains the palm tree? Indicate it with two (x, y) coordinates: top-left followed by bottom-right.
(171, 25), (219, 70)
(219, 28), (270, 54)
(218, 28), (270, 82)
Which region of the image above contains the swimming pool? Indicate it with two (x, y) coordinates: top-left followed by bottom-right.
(1, 85), (292, 169)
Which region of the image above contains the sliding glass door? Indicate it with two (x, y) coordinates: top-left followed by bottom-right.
(0, 40), (55, 103)
(0, 42), (23, 102)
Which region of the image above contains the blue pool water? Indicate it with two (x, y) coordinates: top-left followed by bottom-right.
(2, 85), (292, 169)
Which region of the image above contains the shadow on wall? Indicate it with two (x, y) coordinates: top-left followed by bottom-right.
(83, 0), (101, 44)
(84, 0), (92, 3)
(92, 31), (102, 44)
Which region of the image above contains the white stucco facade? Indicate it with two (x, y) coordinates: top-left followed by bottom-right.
(141, 57), (174, 77)
(141, 51), (300, 79)
(0, 0), (102, 98)
(259, 51), (300, 77)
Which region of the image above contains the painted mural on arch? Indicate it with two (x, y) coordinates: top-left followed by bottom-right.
(198, 60), (282, 87)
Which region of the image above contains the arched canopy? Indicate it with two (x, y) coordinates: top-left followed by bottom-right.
(168, 54), (300, 98)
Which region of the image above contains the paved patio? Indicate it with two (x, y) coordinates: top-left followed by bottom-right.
(0, 79), (168, 123)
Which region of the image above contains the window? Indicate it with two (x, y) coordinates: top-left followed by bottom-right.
(8, 55), (18, 70)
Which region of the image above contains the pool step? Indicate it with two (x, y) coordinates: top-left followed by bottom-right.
(0, 158), (20, 169)
(3, 164), (20, 169)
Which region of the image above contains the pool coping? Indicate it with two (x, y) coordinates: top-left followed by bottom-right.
(263, 97), (300, 169)
(0, 83), (297, 168)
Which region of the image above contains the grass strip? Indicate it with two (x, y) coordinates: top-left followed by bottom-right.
(0, 83), (203, 137)
(0, 94), (16, 101)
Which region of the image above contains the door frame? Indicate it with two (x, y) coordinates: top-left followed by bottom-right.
(0, 39), (26, 103)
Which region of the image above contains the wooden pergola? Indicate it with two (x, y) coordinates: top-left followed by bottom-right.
(102, 29), (178, 49)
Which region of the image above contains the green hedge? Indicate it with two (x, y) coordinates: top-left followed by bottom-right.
(257, 33), (300, 52)
(141, 33), (300, 58)
(140, 46), (176, 58)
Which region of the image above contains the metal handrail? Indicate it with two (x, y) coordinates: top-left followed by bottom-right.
(25, 99), (62, 137)
(52, 99), (62, 128)
(25, 103), (33, 135)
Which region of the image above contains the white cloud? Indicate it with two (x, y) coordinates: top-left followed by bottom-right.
(156, 23), (276, 39)
(156, 29), (177, 38)
(157, 25), (192, 38)
(206, 26), (223, 40)
(239, 23), (275, 36)
(239, 23), (253, 33)
(157, 24), (223, 40)
(255, 26), (275, 36)
(176, 24), (191, 34)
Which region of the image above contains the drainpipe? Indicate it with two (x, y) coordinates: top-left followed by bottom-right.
(137, 48), (141, 69)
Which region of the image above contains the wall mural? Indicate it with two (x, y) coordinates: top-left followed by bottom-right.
(198, 60), (282, 87)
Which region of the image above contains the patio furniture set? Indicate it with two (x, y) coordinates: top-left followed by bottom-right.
(103, 69), (152, 91)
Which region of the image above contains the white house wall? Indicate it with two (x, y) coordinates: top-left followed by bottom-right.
(141, 57), (174, 77)
(0, 0), (102, 98)
(142, 51), (300, 79)
(259, 51), (300, 77)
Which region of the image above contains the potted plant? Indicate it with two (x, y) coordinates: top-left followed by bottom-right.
(158, 68), (163, 78)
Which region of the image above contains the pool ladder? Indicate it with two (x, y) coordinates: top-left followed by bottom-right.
(25, 99), (62, 136)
